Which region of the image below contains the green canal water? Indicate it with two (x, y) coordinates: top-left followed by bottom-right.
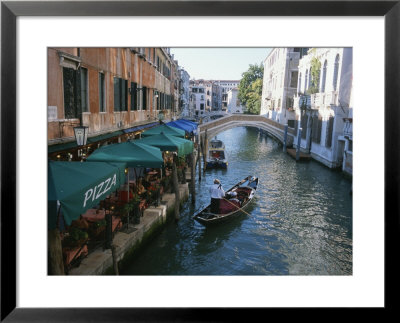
(121, 127), (352, 275)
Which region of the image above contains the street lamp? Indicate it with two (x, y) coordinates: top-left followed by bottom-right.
(73, 124), (89, 147)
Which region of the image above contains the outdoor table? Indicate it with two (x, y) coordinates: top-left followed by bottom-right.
(63, 244), (88, 267)
(81, 209), (106, 222)
(112, 216), (122, 232)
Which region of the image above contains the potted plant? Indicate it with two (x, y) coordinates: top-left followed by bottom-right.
(63, 227), (89, 248)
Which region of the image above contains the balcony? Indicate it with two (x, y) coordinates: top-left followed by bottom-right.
(310, 91), (338, 109)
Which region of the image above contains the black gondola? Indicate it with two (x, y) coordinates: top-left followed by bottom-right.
(193, 176), (258, 226)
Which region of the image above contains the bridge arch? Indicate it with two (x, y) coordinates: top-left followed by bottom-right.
(198, 114), (295, 147)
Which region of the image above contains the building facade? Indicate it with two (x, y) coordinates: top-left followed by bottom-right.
(178, 67), (191, 117)
(189, 81), (206, 118)
(260, 47), (308, 125)
(227, 88), (244, 113)
(293, 47), (353, 170)
(216, 80), (240, 111)
(48, 47), (177, 160)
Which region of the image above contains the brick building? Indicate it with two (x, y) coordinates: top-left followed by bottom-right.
(48, 47), (179, 160)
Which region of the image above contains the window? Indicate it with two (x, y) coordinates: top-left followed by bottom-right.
(63, 67), (79, 119)
(290, 71), (298, 88)
(114, 77), (128, 112)
(200, 104), (204, 110)
(298, 72), (302, 94)
(326, 116), (334, 147)
(333, 54), (340, 91)
(99, 72), (106, 112)
(304, 69), (308, 92)
(311, 115), (322, 144)
(130, 82), (137, 110)
(80, 67), (88, 112)
(199, 88), (204, 93)
(321, 60), (327, 93)
(142, 86), (147, 110)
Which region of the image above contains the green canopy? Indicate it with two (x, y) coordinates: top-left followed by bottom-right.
(86, 141), (164, 168)
(141, 124), (186, 138)
(136, 132), (194, 157)
(48, 161), (127, 229)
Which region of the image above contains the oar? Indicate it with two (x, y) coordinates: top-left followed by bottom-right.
(222, 197), (253, 218)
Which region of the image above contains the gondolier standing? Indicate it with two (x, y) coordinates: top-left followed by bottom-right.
(210, 179), (225, 214)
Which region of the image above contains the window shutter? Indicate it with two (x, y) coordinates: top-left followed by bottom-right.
(114, 78), (120, 112)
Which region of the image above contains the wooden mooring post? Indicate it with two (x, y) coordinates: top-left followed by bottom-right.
(172, 158), (180, 221)
(283, 124), (288, 153)
(48, 228), (65, 275)
(190, 151), (196, 204)
(296, 128), (302, 161)
(202, 130), (208, 173)
(197, 135), (202, 181)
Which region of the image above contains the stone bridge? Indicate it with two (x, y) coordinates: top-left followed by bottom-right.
(198, 114), (295, 147)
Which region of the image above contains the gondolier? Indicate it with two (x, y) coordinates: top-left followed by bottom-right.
(194, 175), (258, 226)
(210, 179), (225, 214)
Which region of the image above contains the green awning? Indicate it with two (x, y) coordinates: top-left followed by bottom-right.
(141, 124), (186, 138)
(48, 141), (78, 154)
(87, 130), (124, 143)
(86, 141), (164, 168)
(48, 161), (127, 229)
(48, 130), (124, 154)
(136, 132), (194, 157)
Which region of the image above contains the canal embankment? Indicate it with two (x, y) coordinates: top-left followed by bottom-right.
(69, 182), (190, 275)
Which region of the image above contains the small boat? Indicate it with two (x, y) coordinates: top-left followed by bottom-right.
(205, 138), (228, 169)
(193, 176), (258, 226)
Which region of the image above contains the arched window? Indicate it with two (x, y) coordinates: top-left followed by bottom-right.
(298, 72), (302, 94)
(304, 69), (308, 93)
(321, 60), (327, 93)
(333, 54), (340, 91)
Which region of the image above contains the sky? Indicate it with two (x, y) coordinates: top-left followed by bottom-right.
(170, 48), (271, 81)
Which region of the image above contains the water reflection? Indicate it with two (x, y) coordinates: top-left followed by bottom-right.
(121, 127), (352, 275)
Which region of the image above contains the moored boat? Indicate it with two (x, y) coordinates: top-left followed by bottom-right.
(193, 176), (258, 226)
(205, 138), (228, 169)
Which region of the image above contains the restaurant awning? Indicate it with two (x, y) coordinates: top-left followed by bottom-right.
(140, 124), (186, 138)
(87, 130), (125, 143)
(86, 141), (164, 168)
(122, 122), (159, 134)
(180, 119), (198, 128)
(136, 132), (194, 157)
(48, 161), (127, 229)
(166, 120), (196, 133)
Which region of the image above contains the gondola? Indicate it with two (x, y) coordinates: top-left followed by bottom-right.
(193, 176), (258, 226)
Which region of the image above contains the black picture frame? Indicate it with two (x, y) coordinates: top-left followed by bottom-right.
(1, 1), (398, 321)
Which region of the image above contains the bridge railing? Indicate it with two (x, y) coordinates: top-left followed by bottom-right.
(199, 114), (295, 136)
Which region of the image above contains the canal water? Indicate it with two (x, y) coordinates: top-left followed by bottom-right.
(121, 127), (352, 275)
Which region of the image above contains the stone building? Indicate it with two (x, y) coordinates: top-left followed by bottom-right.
(215, 80), (240, 111)
(189, 80), (206, 118)
(227, 88), (244, 113)
(260, 47), (308, 125)
(178, 67), (191, 117)
(293, 47), (353, 170)
(48, 47), (178, 160)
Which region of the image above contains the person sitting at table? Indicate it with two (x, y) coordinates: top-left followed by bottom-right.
(137, 177), (146, 195)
